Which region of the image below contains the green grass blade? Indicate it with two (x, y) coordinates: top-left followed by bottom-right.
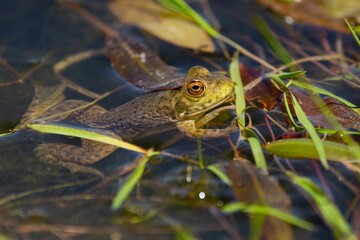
(345, 18), (360, 47)
(28, 123), (147, 153)
(274, 71), (307, 79)
(0, 132), (12, 137)
(111, 150), (157, 210)
(229, 55), (246, 126)
(175, 228), (198, 240)
(254, 17), (294, 70)
(206, 165), (231, 186)
(245, 129), (267, 174)
(290, 93), (328, 169)
(0, 233), (10, 240)
(158, 0), (218, 36)
(291, 81), (356, 107)
(222, 202), (314, 230)
(268, 74), (288, 90)
(288, 172), (356, 240)
(159, 0), (276, 70)
(249, 214), (265, 240)
(265, 138), (356, 161)
(282, 92), (301, 129)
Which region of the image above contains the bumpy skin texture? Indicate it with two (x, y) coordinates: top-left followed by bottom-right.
(33, 66), (234, 174)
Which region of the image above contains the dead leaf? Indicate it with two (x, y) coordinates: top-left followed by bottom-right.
(240, 64), (280, 110)
(227, 160), (293, 240)
(256, 0), (360, 32)
(279, 88), (360, 130)
(325, 97), (360, 130)
(108, 0), (215, 52)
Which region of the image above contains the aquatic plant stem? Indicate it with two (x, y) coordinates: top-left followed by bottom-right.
(196, 134), (204, 169)
(216, 34), (277, 71)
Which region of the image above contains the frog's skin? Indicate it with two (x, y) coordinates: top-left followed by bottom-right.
(33, 66), (235, 175)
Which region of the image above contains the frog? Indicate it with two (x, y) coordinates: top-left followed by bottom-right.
(30, 65), (235, 175)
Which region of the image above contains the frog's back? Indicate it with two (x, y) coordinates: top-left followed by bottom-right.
(87, 90), (180, 140)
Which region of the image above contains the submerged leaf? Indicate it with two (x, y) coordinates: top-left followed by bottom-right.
(227, 160), (293, 239)
(109, 0), (214, 52)
(19, 84), (65, 125)
(227, 161), (291, 209)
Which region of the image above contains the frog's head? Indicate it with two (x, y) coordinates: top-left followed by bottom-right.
(175, 66), (234, 119)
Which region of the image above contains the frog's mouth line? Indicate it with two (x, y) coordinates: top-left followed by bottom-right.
(182, 93), (235, 119)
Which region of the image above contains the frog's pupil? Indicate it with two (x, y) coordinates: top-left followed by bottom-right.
(187, 80), (205, 96)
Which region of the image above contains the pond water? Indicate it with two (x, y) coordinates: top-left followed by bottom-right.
(0, 0), (359, 239)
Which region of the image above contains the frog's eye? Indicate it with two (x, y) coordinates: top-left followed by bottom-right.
(187, 80), (205, 96)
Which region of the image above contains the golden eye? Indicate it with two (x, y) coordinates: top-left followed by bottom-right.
(187, 80), (205, 96)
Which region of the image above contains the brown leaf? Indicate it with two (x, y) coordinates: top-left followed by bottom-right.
(240, 64), (280, 110)
(353, 207), (360, 240)
(325, 97), (360, 130)
(106, 35), (185, 90)
(108, 0), (215, 52)
(279, 88), (360, 130)
(227, 160), (293, 240)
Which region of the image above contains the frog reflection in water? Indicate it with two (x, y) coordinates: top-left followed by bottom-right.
(32, 66), (235, 173)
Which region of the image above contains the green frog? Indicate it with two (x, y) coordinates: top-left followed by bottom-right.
(29, 66), (235, 175)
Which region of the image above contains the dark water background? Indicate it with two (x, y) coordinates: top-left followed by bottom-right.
(0, 0), (359, 239)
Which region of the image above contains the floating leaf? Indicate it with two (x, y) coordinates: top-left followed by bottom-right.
(109, 0), (215, 52)
(265, 138), (355, 161)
